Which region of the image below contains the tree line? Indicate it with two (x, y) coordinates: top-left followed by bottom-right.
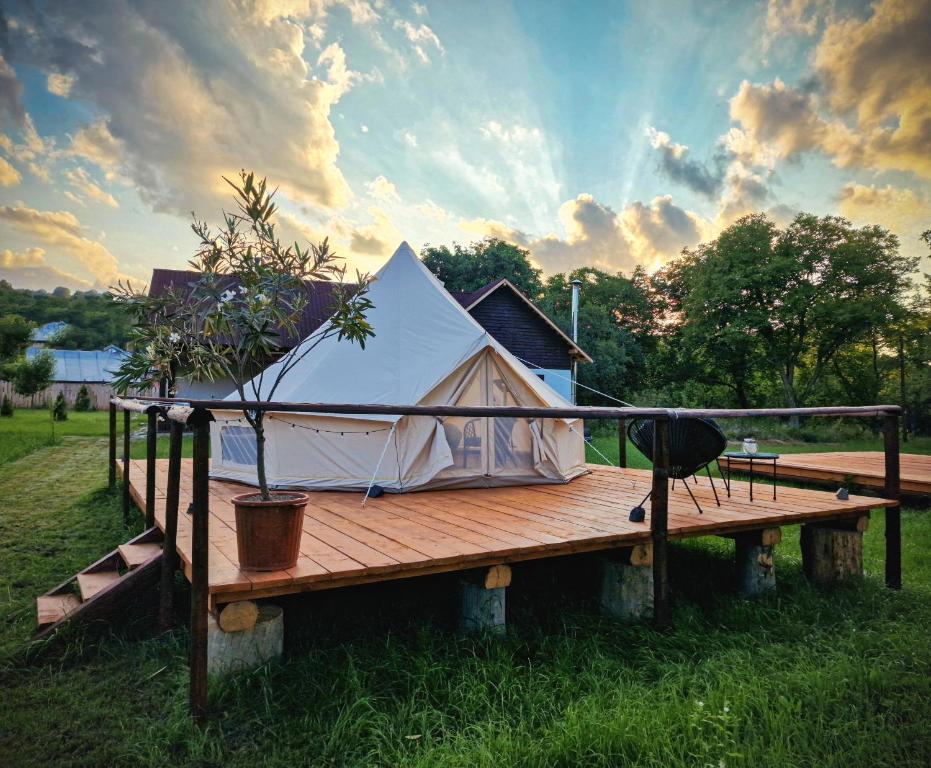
(0, 280), (134, 410)
(423, 213), (930, 435)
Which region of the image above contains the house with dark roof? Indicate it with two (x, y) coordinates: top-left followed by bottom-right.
(148, 268), (590, 401)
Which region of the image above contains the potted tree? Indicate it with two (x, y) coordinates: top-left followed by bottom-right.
(113, 171), (374, 570)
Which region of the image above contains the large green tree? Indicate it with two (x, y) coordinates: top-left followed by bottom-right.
(539, 267), (659, 405)
(421, 238), (543, 297)
(0, 314), (33, 363)
(667, 213), (917, 418)
(0, 282), (132, 349)
(9, 351), (55, 407)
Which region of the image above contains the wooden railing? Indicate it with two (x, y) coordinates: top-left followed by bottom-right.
(110, 396), (903, 724)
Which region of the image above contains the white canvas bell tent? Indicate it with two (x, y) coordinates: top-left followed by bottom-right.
(209, 242), (587, 492)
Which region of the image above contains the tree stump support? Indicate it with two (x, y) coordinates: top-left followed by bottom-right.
(458, 564), (510, 635)
(733, 528), (779, 598)
(208, 603), (283, 676)
(600, 542), (653, 620)
(801, 518), (865, 585)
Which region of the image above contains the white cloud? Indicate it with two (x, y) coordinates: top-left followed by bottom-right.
(0, 204), (123, 286)
(47, 72), (76, 97)
(647, 126), (724, 198)
(0, 157), (21, 187)
(762, 0), (831, 49)
(67, 119), (124, 179)
(64, 167), (119, 208)
(403, 131), (418, 148)
(838, 183), (931, 265)
(0, 53), (24, 125)
(366, 175), (400, 203)
(5, 2), (369, 218)
(0, 114), (54, 182)
(731, 0), (931, 179)
(393, 19), (444, 64)
(0, 247), (94, 290)
(462, 193), (708, 274)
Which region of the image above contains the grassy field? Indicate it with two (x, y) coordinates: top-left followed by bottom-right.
(1, 412), (929, 767)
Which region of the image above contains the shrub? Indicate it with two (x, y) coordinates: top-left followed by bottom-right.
(0, 394), (12, 417)
(52, 391), (68, 421)
(74, 384), (92, 412)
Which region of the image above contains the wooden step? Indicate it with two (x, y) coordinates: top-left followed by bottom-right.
(77, 571), (122, 601)
(119, 542), (162, 569)
(36, 593), (81, 627)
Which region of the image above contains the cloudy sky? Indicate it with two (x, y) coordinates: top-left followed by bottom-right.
(0, 0), (928, 291)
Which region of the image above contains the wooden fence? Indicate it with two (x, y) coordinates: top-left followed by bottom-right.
(0, 381), (154, 410)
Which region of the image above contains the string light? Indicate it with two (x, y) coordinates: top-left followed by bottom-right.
(267, 414), (393, 436)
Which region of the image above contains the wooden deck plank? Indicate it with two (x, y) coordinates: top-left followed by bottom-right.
(124, 459), (895, 600)
(725, 451), (930, 494)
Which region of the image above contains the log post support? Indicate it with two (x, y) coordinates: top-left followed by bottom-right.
(600, 542), (653, 621)
(144, 407), (158, 529)
(801, 520), (864, 585)
(108, 401), (117, 489)
(208, 603), (283, 676)
(458, 564), (510, 635)
(189, 408), (214, 725)
(651, 416), (671, 630)
(734, 528), (779, 598)
(883, 411), (901, 590)
(122, 408), (131, 525)
(158, 419), (184, 632)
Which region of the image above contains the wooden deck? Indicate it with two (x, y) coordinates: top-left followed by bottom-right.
(726, 452), (930, 495)
(126, 460), (895, 605)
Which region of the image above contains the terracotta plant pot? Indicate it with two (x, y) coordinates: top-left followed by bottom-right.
(232, 492), (308, 571)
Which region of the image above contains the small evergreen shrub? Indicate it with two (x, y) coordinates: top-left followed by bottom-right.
(0, 394), (12, 417)
(74, 384), (92, 412)
(52, 391), (68, 421)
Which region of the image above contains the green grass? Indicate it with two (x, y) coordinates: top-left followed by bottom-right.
(0, 414), (929, 767)
(0, 409), (131, 466)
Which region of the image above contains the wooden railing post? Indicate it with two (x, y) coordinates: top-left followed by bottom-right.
(108, 401), (117, 488)
(189, 408), (213, 725)
(145, 408), (158, 529)
(618, 418), (627, 468)
(883, 411), (901, 590)
(651, 415), (671, 630)
(159, 419), (184, 631)
(122, 408), (131, 525)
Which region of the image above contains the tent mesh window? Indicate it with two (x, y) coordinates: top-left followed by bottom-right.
(220, 426), (257, 466)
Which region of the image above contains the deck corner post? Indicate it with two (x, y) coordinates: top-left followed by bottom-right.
(189, 407), (214, 726)
(651, 415), (671, 631)
(159, 419), (184, 632)
(144, 408), (158, 529)
(122, 407), (131, 525)
(883, 411), (901, 590)
(108, 401), (117, 488)
(617, 417), (627, 468)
